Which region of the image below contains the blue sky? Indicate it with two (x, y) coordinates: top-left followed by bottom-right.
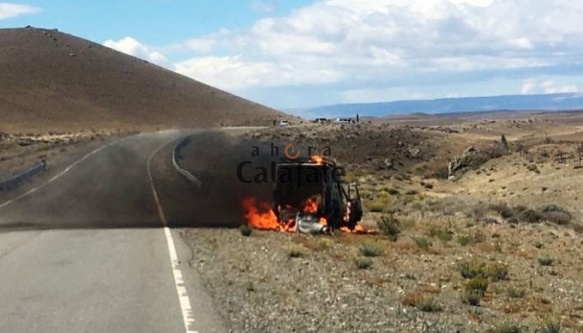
(1, 0), (583, 110)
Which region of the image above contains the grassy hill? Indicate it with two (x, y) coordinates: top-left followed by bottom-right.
(0, 27), (288, 133)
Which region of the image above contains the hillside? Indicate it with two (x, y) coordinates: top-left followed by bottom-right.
(0, 27), (287, 133)
(299, 94), (583, 119)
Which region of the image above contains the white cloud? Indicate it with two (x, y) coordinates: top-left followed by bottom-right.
(184, 38), (217, 53)
(103, 37), (168, 67)
(521, 79), (578, 94)
(166, 0), (583, 92)
(449, 0), (494, 7)
(173, 55), (342, 91)
(0, 3), (40, 19)
(106, 0), (583, 106)
(251, 1), (274, 13)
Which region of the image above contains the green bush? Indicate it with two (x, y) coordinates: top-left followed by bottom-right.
(485, 263), (510, 282)
(377, 214), (401, 241)
(367, 199), (388, 213)
(538, 254), (555, 266)
(415, 297), (442, 312)
(286, 245), (306, 258)
(507, 287), (526, 299)
(354, 257), (373, 270)
(459, 261), (509, 281)
(359, 242), (383, 257)
(517, 209), (544, 223)
(240, 224), (253, 237)
(428, 226), (454, 243)
(457, 234), (472, 246)
(412, 237), (433, 250)
(539, 314), (562, 333)
(461, 290), (483, 306)
(464, 277), (489, 297)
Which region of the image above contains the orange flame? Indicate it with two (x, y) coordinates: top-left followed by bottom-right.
(242, 197), (280, 231)
(303, 197), (319, 214)
(242, 196), (373, 234)
(310, 155), (324, 165)
(340, 224), (376, 234)
(242, 197), (297, 232)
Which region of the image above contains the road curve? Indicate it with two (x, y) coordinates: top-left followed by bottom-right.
(0, 130), (227, 333)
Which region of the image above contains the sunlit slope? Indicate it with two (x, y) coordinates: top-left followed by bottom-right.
(0, 27), (286, 133)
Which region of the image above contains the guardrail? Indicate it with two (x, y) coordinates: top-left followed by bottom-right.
(0, 160), (47, 191)
(172, 137), (202, 189)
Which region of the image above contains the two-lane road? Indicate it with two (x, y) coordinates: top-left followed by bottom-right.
(0, 130), (226, 333)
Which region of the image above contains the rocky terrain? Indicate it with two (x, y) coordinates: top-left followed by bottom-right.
(179, 115), (583, 332)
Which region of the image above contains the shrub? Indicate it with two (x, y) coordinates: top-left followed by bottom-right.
(472, 204), (489, 221)
(457, 234), (472, 246)
(489, 202), (514, 219)
(412, 237), (433, 250)
(401, 292), (423, 307)
(507, 216), (519, 224)
(240, 224), (253, 237)
(538, 254), (555, 266)
(377, 214), (401, 241)
(434, 167), (450, 179)
(359, 242), (383, 257)
(367, 199), (388, 213)
(457, 231), (487, 246)
(286, 245), (306, 258)
(539, 314), (562, 333)
(543, 211), (571, 225)
(539, 205), (572, 225)
(415, 297), (442, 312)
(517, 209), (544, 223)
(461, 289), (483, 306)
(507, 287), (526, 299)
(387, 188), (400, 195)
(459, 261), (486, 279)
(488, 322), (522, 333)
(459, 261), (509, 281)
(473, 230), (486, 243)
(485, 262), (510, 282)
(464, 277), (489, 297)
(354, 257), (373, 270)
(428, 226), (454, 243)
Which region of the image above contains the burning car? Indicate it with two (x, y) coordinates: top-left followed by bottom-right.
(243, 155), (364, 234)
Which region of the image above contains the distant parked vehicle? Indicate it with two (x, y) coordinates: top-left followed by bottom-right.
(313, 118), (329, 124)
(334, 117), (355, 123)
(279, 120), (289, 126)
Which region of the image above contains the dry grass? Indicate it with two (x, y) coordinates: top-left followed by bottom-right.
(179, 115), (583, 332)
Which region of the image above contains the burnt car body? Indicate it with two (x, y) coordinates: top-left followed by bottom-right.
(271, 156), (363, 233)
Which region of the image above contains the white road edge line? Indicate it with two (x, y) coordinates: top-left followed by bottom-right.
(147, 139), (198, 333)
(0, 137), (126, 210)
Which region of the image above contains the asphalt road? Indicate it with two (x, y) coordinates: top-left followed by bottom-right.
(0, 130), (227, 333)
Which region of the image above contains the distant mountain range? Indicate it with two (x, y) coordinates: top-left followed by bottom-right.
(291, 93), (583, 119)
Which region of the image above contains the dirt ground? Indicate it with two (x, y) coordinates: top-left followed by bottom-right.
(179, 111), (583, 332)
